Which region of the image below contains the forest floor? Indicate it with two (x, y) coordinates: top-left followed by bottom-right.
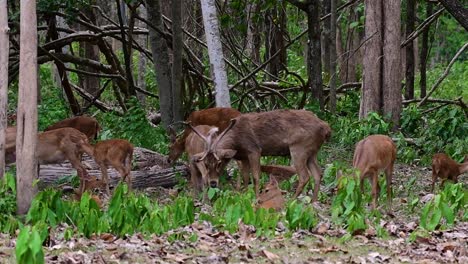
(0, 149), (467, 263)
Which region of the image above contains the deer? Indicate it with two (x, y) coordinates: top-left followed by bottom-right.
(257, 176), (285, 211)
(45, 115), (101, 141)
(431, 153), (468, 192)
(167, 107), (241, 165)
(352, 134), (396, 210)
(260, 165), (296, 183)
(188, 109), (331, 202)
(81, 139), (134, 195)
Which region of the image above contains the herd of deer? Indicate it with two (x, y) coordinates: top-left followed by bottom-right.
(3, 107), (467, 211)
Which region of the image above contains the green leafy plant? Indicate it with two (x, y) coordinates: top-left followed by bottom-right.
(285, 200), (318, 231)
(15, 224), (47, 264)
(0, 172), (17, 232)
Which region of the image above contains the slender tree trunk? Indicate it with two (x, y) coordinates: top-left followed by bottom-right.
(360, 0), (382, 118)
(0, 0), (9, 178)
(438, 0), (468, 31)
(322, 0), (331, 75)
(81, 7), (100, 97)
(146, 0), (173, 128)
(265, 4), (287, 79)
(171, 0), (183, 122)
(420, 2), (434, 98)
(405, 0), (416, 100)
(329, 0), (337, 113)
(245, 2), (261, 64)
(307, 1), (324, 108)
(116, 0), (135, 97)
(17, 0), (38, 215)
(200, 0), (231, 107)
(382, 0), (402, 129)
(136, 5), (148, 105)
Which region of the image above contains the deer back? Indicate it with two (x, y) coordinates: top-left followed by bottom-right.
(432, 153), (467, 179)
(93, 139), (134, 167)
(45, 116), (101, 140)
(352, 135), (396, 174)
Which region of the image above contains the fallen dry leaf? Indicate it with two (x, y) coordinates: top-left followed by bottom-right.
(260, 249), (280, 261)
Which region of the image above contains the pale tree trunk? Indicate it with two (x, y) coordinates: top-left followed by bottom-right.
(171, 0), (183, 122)
(245, 1), (261, 64)
(405, 0), (416, 100)
(200, 0), (231, 107)
(17, 0), (38, 215)
(146, 0), (173, 128)
(321, 0), (331, 75)
(382, 0), (402, 129)
(329, 0), (337, 113)
(360, 0), (382, 118)
(0, 0), (9, 178)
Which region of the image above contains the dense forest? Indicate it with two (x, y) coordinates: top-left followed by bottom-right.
(0, 0), (467, 262)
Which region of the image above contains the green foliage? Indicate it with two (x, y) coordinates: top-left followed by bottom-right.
(0, 172), (18, 233)
(334, 112), (391, 147)
(420, 183), (467, 231)
(332, 174), (367, 234)
(15, 224), (47, 264)
(285, 200), (318, 231)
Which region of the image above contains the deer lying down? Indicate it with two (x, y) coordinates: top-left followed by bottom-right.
(167, 107), (241, 165)
(45, 115), (101, 141)
(431, 153), (468, 192)
(353, 135), (396, 210)
(82, 139), (134, 195)
(257, 176), (285, 211)
(189, 109), (331, 201)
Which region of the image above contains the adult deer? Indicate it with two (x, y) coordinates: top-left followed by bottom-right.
(352, 135), (396, 210)
(431, 153), (468, 192)
(167, 107), (241, 165)
(45, 115), (101, 141)
(189, 109), (331, 201)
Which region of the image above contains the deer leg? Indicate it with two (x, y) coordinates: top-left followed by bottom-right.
(306, 154), (322, 202)
(98, 163), (111, 195)
(431, 165), (437, 193)
(65, 149), (90, 194)
(384, 163), (394, 210)
(370, 172), (379, 210)
(291, 150), (311, 199)
(247, 154), (261, 196)
(238, 160), (251, 190)
(190, 163), (203, 193)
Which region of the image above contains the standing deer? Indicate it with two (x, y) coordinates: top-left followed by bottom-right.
(45, 115), (101, 141)
(189, 109), (331, 201)
(167, 107), (241, 165)
(431, 153), (468, 192)
(82, 139), (134, 195)
(352, 135), (396, 210)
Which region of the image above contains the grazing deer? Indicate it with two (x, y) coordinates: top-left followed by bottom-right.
(352, 135), (396, 210)
(45, 115), (101, 141)
(184, 125), (220, 192)
(167, 107), (241, 165)
(189, 109), (331, 201)
(82, 139), (134, 195)
(257, 176), (285, 211)
(431, 153), (468, 192)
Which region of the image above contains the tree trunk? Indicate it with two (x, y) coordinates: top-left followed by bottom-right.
(382, 0), (402, 129)
(171, 0), (183, 123)
(321, 0), (331, 75)
(0, 0), (8, 178)
(405, 0), (416, 100)
(116, 0), (136, 97)
(360, 0), (382, 119)
(329, 0), (337, 113)
(17, 0), (38, 215)
(420, 2), (433, 99)
(136, 5), (147, 105)
(306, 1), (324, 108)
(438, 0), (468, 31)
(200, 0), (231, 107)
(245, 2), (261, 64)
(80, 7), (100, 97)
(146, 0), (174, 128)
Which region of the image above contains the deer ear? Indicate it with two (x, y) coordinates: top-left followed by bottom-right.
(269, 176), (278, 186)
(191, 153), (205, 162)
(217, 149), (237, 159)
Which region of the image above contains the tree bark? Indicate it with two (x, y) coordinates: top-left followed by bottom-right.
(0, 0), (8, 178)
(146, 0), (174, 128)
(171, 0), (183, 123)
(116, 0), (135, 97)
(200, 0), (231, 107)
(420, 2), (434, 99)
(322, 0), (331, 75)
(438, 0), (468, 31)
(265, 3), (287, 79)
(306, 1), (324, 108)
(360, 0), (382, 118)
(382, 0), (402, 129)
(17, 0), (38, 215)
(405, 0), (416, 100)
(80, 7), (100, 97)
(245, 2), (261, 64)
(329, 0), (337, 113)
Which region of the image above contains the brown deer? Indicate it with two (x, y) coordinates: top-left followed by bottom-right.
(188, 109), (331, 201)
(431, 153), (468, 192)
(352, 135), (396, 210)
(82, 139), (134, 195)
(260, 165), (296, 183)
(184, 125), (220, 192)
(45, 115), (101, 141)
(167, 107), (241, 165)
(257, 176), (285, 211)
